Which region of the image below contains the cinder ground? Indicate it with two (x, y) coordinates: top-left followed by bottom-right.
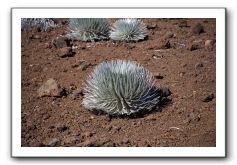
(21, 18), (216, 147)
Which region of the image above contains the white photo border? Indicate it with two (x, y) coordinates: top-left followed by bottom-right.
(11, 8), (226, 157)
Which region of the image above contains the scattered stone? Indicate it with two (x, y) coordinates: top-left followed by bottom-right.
(122, 138), (130, 144)
(163, 32), (174, 40)
(71, 60), (86, 68)
(30, 34), (41, 39)
(202, 94), (214, 102)
(147, 23), (157, 29)
(152, 54), (163, 60)
(78, 44), (86, 50)
(161, 87), (172, 97)
(47, 138), (60, 147)
(111, 126), (121, 132)
(182, 63), (187, 67)
(56, 124), (68, 132)
(71, 89), (84, 100)
(178, 20), (188, 27)
(158, 39), (171, 49)
(138, 139), (148, 147)
(145, 115), (157, 121)
(106, 125), (112, 131)
(49, 125), (55, 129)
(125, 44), (136, 50)
(203, 19), (209, 23)
(103, 140), (116, 147)
(179, 72), (185, 77)
(62, 136), (78, 144)
(188, 43), (200, 51)
(43, 113), (51, 120)
(195, 63), (204, 69)
(44, 42), (51, 49)
(52, 36), (72, 48)
(77, 139), (97, 147)
(193, 39), (203, 45)
(205, 39), (215, 51)
(69, 83), (77, 91)
(81, 62), (93, 71)
(192, 23), (204, 34)
(37, 78), (61, 97)
(59, 87), (69, 97)
(57, 47), (75, 58)
(82, 132), (95, 138)
(154, 74), (164, 79)
(186, 112), (201, 123)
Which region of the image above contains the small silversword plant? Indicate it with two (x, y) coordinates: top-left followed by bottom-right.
(110, 19), (147, 42)
(82, 60), (166, 116)
(67, 18), (110, 41)
(21, 18), (59, 32)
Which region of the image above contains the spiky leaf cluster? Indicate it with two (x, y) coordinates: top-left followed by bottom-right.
(67, 18), (110, 41)
(109, 19), (147, 42)
(82, 60), (162, 116)
(21, 18), (59, 32)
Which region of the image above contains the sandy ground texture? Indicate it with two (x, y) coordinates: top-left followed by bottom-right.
(21, 18), (216, 147)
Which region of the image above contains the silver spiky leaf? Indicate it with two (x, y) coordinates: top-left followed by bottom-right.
(110, 19), (147, 42)
(82, 60), (162, 116)
(67, 18), (110, 41)
(21, 18), (59, 32)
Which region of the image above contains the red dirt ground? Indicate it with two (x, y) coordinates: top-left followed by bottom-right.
(21, 18), (216, 147)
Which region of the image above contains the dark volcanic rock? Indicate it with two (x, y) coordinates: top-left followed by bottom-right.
(202, 94), (214, 102)
(57, 47), (75, 58)
(192, 23), (204, 34)
(52, 36), (72, 48)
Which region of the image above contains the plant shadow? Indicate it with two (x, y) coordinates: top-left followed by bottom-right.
(89, 97), (172, 120)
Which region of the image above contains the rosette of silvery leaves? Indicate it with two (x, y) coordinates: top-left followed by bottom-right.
(21, 18), (59, 32)
(82, 60), (164, 116)
(109, 18), (147, 42)
(66, 18), (110, 41)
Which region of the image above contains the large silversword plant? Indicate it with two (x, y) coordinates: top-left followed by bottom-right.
(82, 60), (169, 116)
(110, 19), (147, 42)
(67, 18), (110, 41)
(21, 18), (59, 32)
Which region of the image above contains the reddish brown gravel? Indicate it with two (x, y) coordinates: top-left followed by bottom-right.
(21, 18), (216, 147)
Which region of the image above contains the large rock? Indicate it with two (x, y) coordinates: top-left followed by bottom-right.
(38, 78), (61, 97)
(52, 36), (71, 48)
(57, 47), (75, 58)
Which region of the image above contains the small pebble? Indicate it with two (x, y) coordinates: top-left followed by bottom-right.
(202, 94), (214, 102)
(56, 124), (68, 132)
(178, 20), (188, 27)
(205, 39), (215, 51)
(195, 63), (204, 69)
(47, 138), (60, 147)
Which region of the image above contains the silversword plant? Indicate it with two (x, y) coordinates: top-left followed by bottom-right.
(21, 18), (59, 32)
(110, 19), (147, 42)
(67, 18), (110, 41)
(82, 60), (167, 116)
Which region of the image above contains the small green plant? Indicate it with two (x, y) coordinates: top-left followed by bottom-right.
(109, 19), (147, 42)
(21, 18), (59, 32)
(82, 60), (168, 116)
(67, 18), (110, 41)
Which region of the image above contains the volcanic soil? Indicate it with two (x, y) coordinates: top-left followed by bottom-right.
(21, 18), (216, 147)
